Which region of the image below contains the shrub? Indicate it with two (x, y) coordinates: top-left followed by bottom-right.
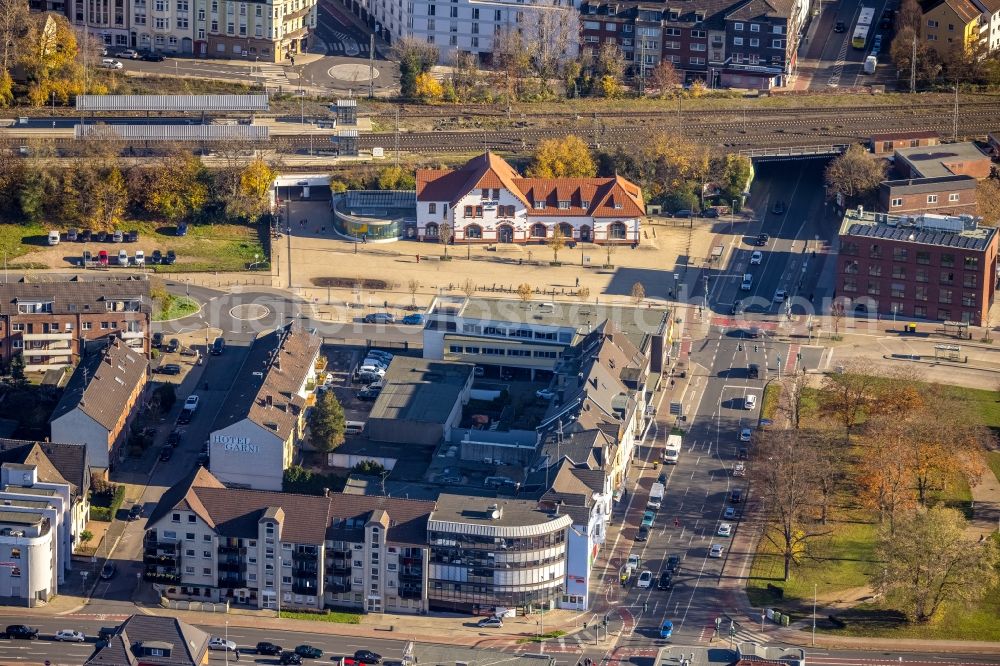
(353, 460), (385, 476)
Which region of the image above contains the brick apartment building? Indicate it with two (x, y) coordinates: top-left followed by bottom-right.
(578, 0), (805, 89)
(893, 141), (994, 180)
(0, 277), (151, 373)
(870, 131), (940, 156)
(837, 209), (998, 325)
(878, 175), (978, 217)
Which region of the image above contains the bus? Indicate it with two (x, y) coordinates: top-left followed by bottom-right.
(852, 7), (875, 48)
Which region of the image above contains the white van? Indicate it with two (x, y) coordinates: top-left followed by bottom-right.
(745, 393), (757, 411)
(345, 421), (366, 435)
(664, 433), (682, 464)
(864, 55), (877, 75)
(358, 364), (386, 377)
(47, 230), (60, 246)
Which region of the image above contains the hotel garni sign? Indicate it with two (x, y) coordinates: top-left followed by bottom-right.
(213, 435), (260, 454)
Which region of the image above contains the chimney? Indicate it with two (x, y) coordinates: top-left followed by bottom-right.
(323, 487), (331, 498)
(275, 357), (281, 371)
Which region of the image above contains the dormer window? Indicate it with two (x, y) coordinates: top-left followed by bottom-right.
(613, 202), (623, 209)
(669, 9), (679, 19)
(16, 301), (53, 314)
(695, 11), (704, 21)
(582, 200), (590, 208)
(558, 200), (570, 209)
(534, 201), (546, 209)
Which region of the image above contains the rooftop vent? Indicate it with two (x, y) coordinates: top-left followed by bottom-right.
(488, 504), (502, 520)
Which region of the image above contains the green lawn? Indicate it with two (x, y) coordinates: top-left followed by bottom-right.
(987, 451), (1000, 485)
(940, 385), (1000, 433)
(153, 295), (199, 321)
(0, 222), (49, 264)
(761, 382), (782, 420)
(278, 610), (361, 624)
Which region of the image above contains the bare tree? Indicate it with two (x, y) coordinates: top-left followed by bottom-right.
(407, 278), (419, 307)
(647, 60), (680, 97)
(819, 360), (885, 441)
(830, 299), (846, 335)
(753, 430), (830, 581)
(0, 0), (28, 72)
(523, 0), (580, 85)
(577, 286), (591, 301)
(492, 27), (532, 103)
(438, 223), (453, 257)
(461, 278), (476, 299)
(516, 283), (533, 305)
(631, 282), (645, 304)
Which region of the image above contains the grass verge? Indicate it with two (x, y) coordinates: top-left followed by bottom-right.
(761, 382), (781, 421)
(987, 451), (1000, 485)
(0, 222), (49, 262)
(153, 294), (198, 321)
(278, 610), (361, 624)
(517, 630), (566, 643)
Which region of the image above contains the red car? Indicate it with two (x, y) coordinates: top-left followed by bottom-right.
(98, 250), (109, 266)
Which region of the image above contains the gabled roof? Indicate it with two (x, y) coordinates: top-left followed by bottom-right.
(85, 614), (209, 666)
(0, 276), (151, 316)
(922, 0), (982, 22)
(148, 468), (433, 547)
(416, 152), (645, 216)
(726, 0), (795, 20)
(212, 324), (320, 442)
(416, 152), (530, 206)
(0, 439), (88, 500)
(50, 340), (147, 433)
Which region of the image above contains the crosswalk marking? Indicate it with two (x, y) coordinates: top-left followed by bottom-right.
(254, 64), (290, 85)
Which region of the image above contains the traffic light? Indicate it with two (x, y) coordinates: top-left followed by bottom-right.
(738, 343), (743, 351)
(754, 345), (758, 353)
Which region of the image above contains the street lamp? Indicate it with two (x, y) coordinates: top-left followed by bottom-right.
(812, 583), (817, 647)
(731, 198), (738, 233)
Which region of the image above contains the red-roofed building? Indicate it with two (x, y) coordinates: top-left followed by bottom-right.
(416, 152), (645, 245)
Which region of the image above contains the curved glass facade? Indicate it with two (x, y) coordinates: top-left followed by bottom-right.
(332, 190), (416, 242)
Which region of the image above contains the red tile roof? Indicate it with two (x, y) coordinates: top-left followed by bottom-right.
(417, 153), (644, 217)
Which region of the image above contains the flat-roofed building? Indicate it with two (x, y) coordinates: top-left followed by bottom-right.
(893, 141), (993, 180)
(878, 175), (978, 217)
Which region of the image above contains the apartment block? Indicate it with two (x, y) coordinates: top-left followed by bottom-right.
(878, 176), (978, 217)
(0, 277), (150, 373)
(145, 467), (434, 613)
(837, 209), (998, 325)
(68, 0), (132, 48)
(920, 0), (983, 57)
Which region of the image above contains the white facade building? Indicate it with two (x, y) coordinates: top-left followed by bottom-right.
(416, 152), (644, 246)
(209, 324), (319, 491)
(0, 465), (62, 607)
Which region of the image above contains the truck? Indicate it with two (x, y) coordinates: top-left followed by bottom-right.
(648, 482), (665, 510)
(664, 433), (682, 464)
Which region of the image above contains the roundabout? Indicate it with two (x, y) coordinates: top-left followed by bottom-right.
(327, 63), (379, 83)
(228, 303), (271, 321)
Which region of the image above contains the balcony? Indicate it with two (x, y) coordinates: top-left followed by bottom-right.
(143, 552), (179, 566)
(218, 558), (244, 572)
(119, 330), (145, 340)
(399, 586), (423, 600)
(400, 568), (423, 580)
(325, 577), (351, 594)
(292, 581), (318, 595)
(218, 576), (247, 588)
(144, 535), (179, 556)
(144, 569), (180, 584)
(22, 332), (72, 341)
(293, 562), (319, 575)
(217, 542), (244, 555)
(293, 548), (319, 562)
(329, 558), (350, 573)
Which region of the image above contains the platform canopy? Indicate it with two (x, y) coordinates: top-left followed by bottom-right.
(75, 94), (270, 113)
(74, 124), (269, 142)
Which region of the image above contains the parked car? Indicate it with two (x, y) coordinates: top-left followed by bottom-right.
(118, 49), (139, 59)
(82, 250), (93, 266)
(140, 50), (165, 61)
(718, 523), (733, 537)
(66, 228), (78, 242)
(134, 250), (145, 266)
(536, 388), (556, 400)
(184, 395), (200, 411)
(358, 365), (386, 377)
(295, 645), (323, 658)
(99, 58), (123, 69)
(208, 637), (237, 651)
(257, 642), (283, 655)
(354, 650), (382, 664)
(364, 312), (395, 324)
(753, 233), (769, 246)
(166, 338), (180, 352)
(750, 250), (762, 265)
(771, 200), (786, 214)
(117, 249), (128, 266)
(357, 371), (383, 385)
(100, 562), (117, 579)
(163, 250), (177, 265)
(175, 223), (188, 236)
(98, 250), (109, 266)
(734, 462), (746, 477)
(166, 430), (182, 447)
(95, 230), (108, 242)
(402, 313), (425, 325)
(357, 387), (381, 401)
(641, 510), (655, 527)
(54, 629), (86, 642)
(635, 525), (649, 542)
(126, 230), (138, 242)
(636, 569), (653, 589)
(366, 350), (393, 362)
(280, 652), (303, 665)
(701, 207), (719, 218)
(477, 617), (503, 628)
(177, 408), (194, 425)
(150, 249), (162, 264)
(112, 229), (124, 242)
(724, 506), (737, 519)
(159, 446), (174, 462)
(362, 356), (388, 369)
(3, 625), (38, 640)
(709, 544), (725, 558)
(673, 209), (693, 218)
(212, 337), (225, 355)
(47, 230), (60, 246)
(731, 489), (743, 504)
(152, 332), (164, 348)
(128, 504), (143, 521)
(80, 229), (92, 242)
(156, 363), (181, 375)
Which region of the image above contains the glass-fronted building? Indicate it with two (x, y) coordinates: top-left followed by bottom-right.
(332, 190), (417, 242)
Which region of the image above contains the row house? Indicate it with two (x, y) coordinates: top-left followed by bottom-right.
(0, 277), (150, 374)
(144, 466), (436, 613)
(836, 209), (998, 326)
(57, 0), (316, 60)
(416, 152), (644, 246)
